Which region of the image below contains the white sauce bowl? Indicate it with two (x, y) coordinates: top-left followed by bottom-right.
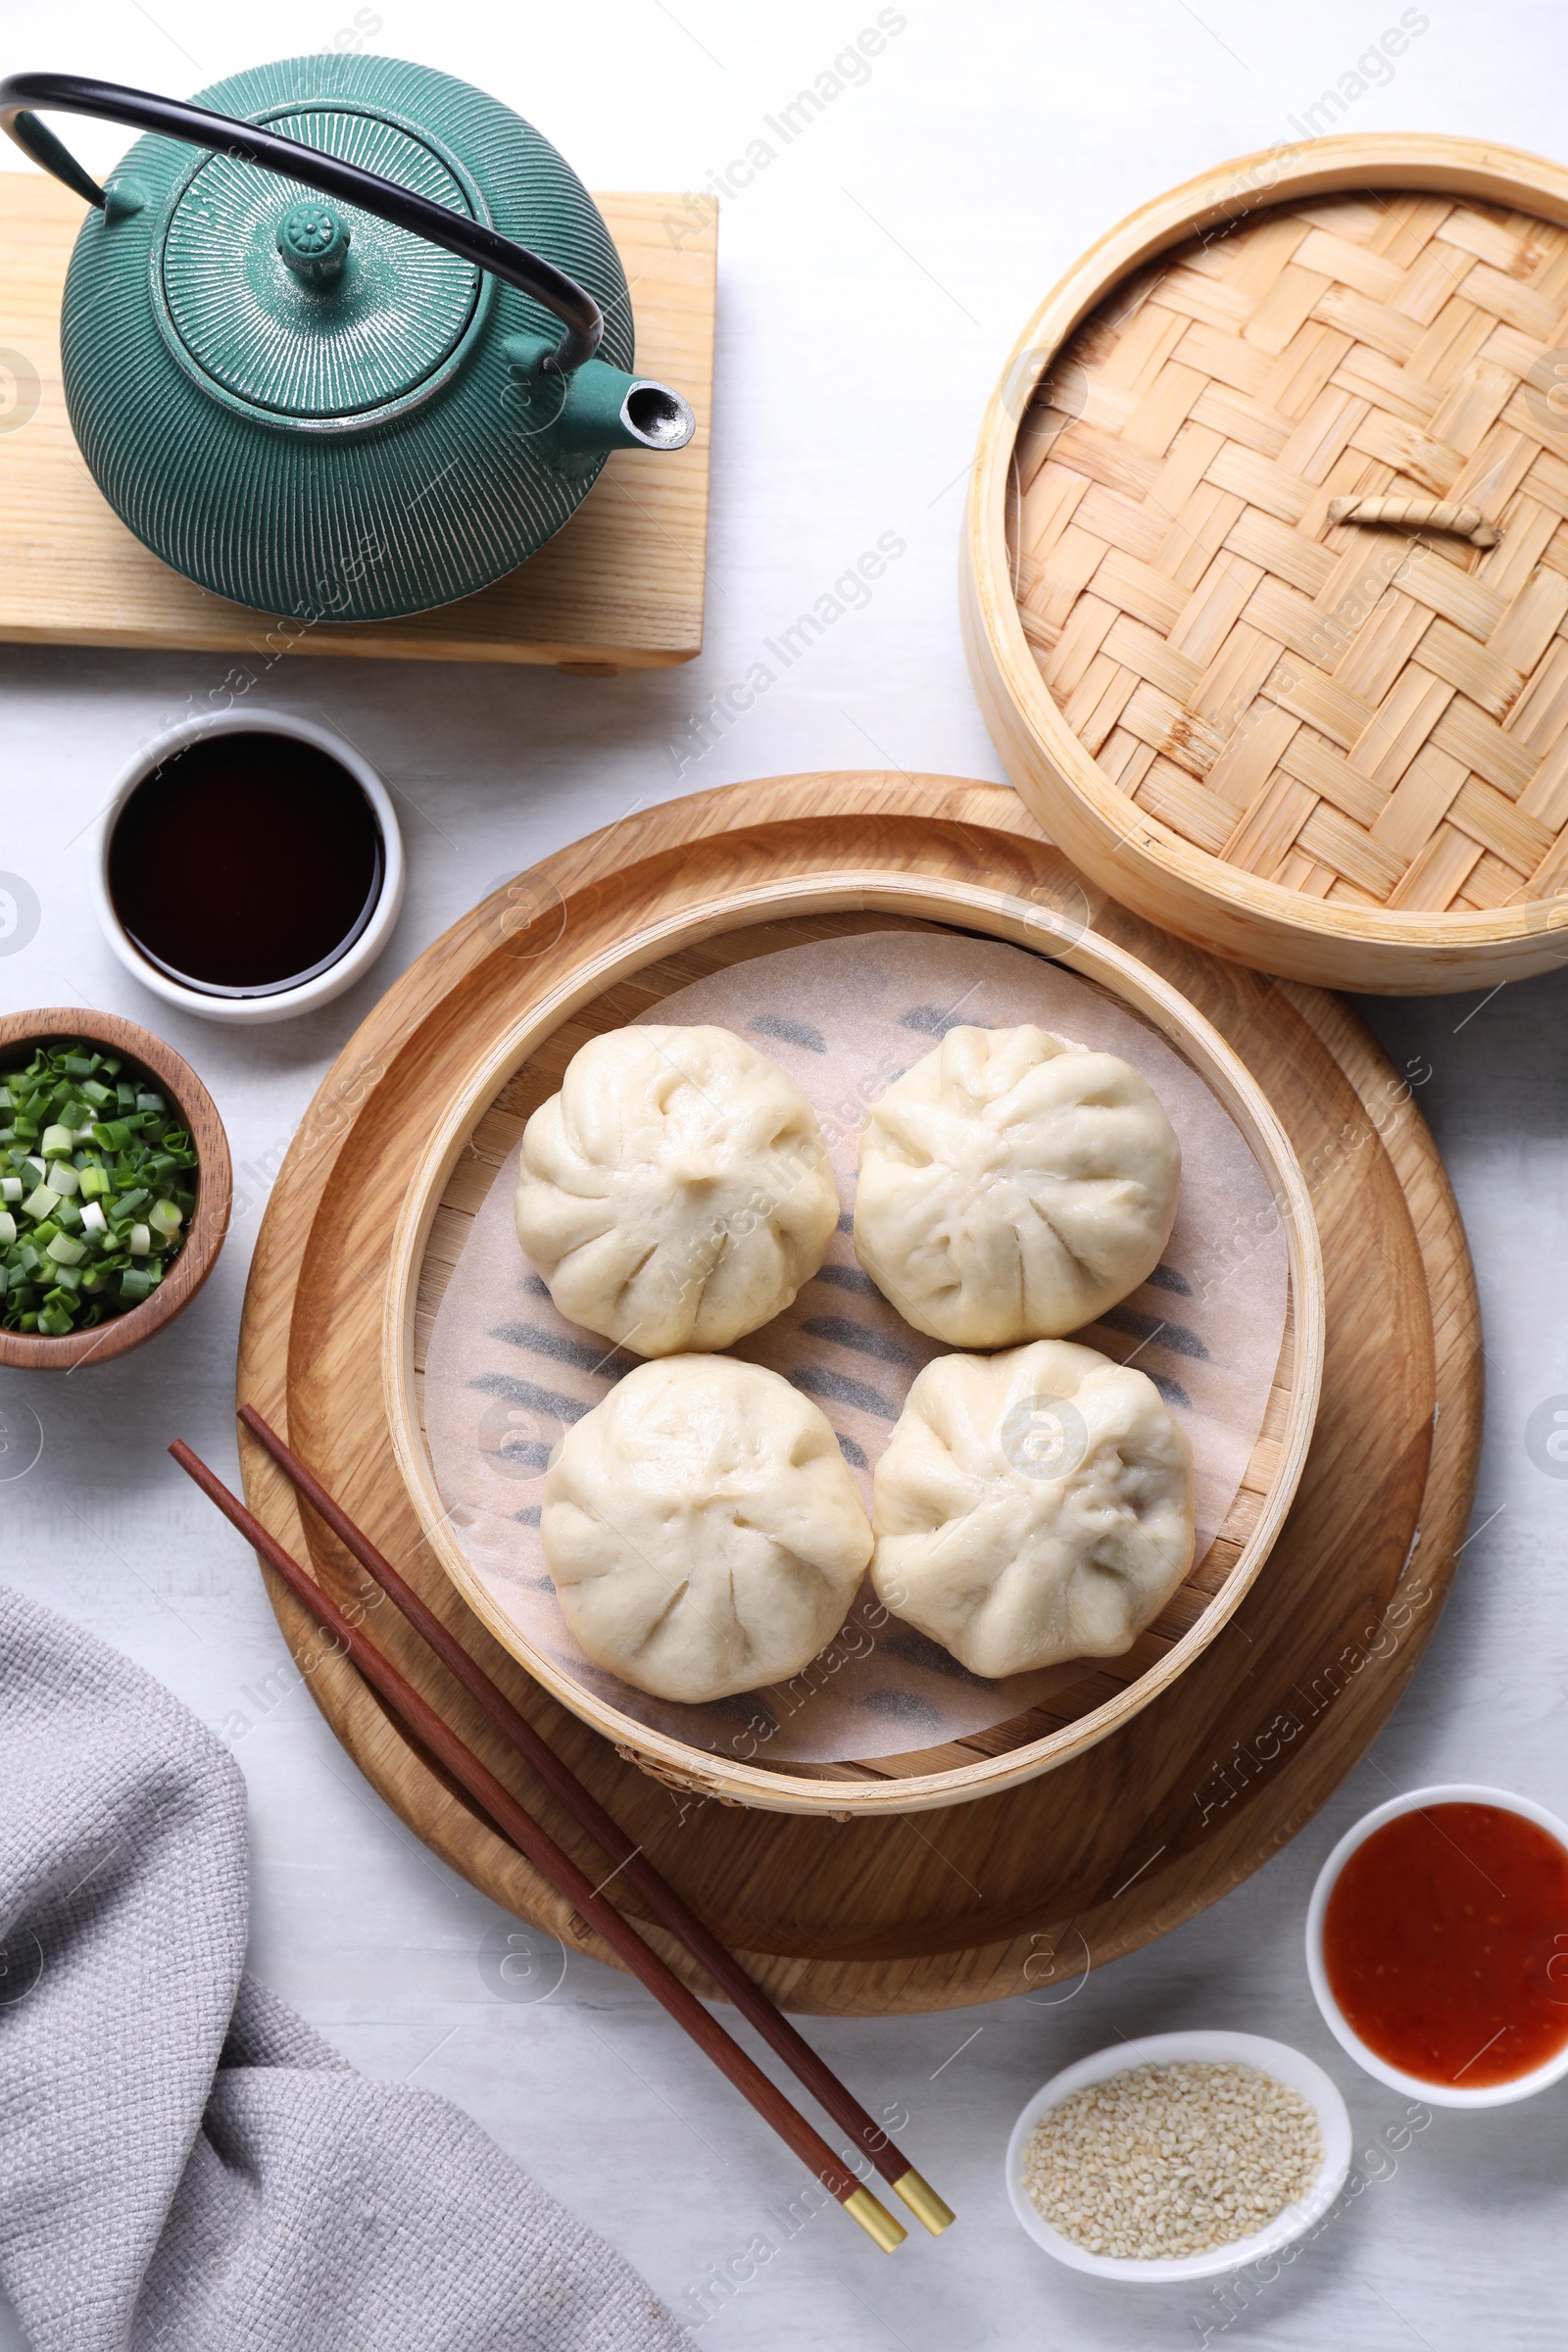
(1305, 1782), (1568, 2109)
(92, 709), (404, 1025)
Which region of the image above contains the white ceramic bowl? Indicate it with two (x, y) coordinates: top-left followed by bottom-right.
(1306, 1782), (1568, 2109)
(92, 709), (404, 1025)
(1004, 2029), (1351, 2282)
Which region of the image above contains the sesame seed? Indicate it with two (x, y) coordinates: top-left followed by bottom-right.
(1021, 2060), (1322, 2260)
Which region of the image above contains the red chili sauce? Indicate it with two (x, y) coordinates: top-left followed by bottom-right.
(1323, 1802), (1568, 2087)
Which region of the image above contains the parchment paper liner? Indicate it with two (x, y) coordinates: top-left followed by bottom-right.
(423, 930), (1289, 1764)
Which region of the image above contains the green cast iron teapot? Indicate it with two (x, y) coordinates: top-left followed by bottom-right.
(0, 59), (696, 620)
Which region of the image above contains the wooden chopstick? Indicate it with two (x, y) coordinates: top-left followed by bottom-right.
(170, 1438), (908, 2252)
(235, 1402), (954, 2239)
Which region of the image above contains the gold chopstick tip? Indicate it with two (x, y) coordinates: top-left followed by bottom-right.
(892, 2168), (955, 2234)
(843, 2186), (907, 2252)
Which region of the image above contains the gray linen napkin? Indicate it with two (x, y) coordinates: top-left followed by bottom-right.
(0, 1581), (687, 2352)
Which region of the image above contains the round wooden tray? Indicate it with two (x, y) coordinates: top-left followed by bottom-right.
(236, 775), (1481, 2014)
(963, 133), (1568, 994)
(383, 879), (1322, 1817)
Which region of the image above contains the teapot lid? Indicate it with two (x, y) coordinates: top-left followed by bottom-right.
(156, 104), (486, 422)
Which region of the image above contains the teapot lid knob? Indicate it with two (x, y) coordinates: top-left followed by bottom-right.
(276, 200), (350, 285)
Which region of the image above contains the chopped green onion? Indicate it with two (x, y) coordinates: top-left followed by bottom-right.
(1, 1039), (199, 1335)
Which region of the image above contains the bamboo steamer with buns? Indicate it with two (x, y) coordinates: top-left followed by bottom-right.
(962, 132), (1568, 993)
(379, 857), (1323, 1819)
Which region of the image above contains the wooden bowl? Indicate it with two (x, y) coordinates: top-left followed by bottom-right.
(0, 1008), (230, 1370)
(384, 867), (1324, 1818)
(963, 132), (1568, 993)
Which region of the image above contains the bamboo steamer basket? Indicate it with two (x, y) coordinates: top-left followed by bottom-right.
(962, 133), (1568, 993)
(383, 861), (1323, 1818)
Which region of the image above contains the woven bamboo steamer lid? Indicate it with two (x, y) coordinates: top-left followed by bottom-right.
(962, 132), (1568, 993)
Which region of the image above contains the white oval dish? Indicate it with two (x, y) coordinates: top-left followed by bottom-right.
(1306, 1782), (1568, 2109)
(1004, 2029), (1351, 2282)
(92, 708), (404, 1025)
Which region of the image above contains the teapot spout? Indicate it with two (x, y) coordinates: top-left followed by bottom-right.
(503, 335), (695, 457)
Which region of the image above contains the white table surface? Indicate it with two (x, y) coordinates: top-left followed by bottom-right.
(2, 1), (1566, 2343)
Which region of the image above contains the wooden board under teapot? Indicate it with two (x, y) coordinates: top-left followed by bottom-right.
(0, 175), (713, 673)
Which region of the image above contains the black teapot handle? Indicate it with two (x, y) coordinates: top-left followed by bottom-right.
(0, 70), (605, 373)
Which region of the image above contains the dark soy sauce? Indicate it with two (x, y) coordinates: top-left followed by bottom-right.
(109, 732), (384, 996)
